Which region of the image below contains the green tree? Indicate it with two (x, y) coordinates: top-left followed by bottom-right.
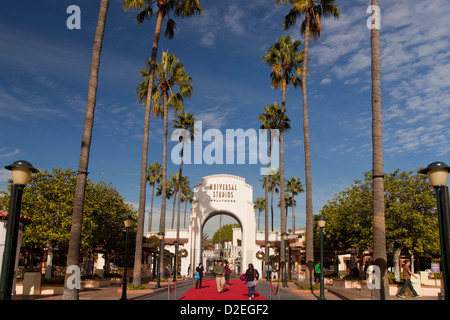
(277, 0), (339, 287)
(212, 224), (240, 244)
(0, 168), (135, 279)
(123, 0), (203, 286)
(64, 0), (110, 300)
(321, 170), (439, 281)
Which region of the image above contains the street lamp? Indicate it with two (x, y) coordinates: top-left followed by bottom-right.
(155, 231), (165, 288)
(0, 160), (38, 300)
(419, 161), (450, 300)
(316, 215), (327, 300)
(281, 232), (289, 287)
(120, 215), (135, 300)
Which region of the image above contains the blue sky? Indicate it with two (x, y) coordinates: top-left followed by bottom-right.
(1, 0), (450, 237)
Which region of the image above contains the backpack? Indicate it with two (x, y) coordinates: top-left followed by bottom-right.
(194, 271), (200, 280)
(239, 273), (247, 282)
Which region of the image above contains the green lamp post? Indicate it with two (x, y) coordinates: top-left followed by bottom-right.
(120, 215), (135, 300)
(419, 161), (450, 300)
(0, 160), (38, 300)
(155, 231), (165, 288)
(316, 215), (328, 300)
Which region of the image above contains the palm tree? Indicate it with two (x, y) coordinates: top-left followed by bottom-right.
(253, 197), (265, 231)
(123, 0), (202, 286)
(172, 112), (196, 233)
(146, 162), (162, 233)
(369, 0), (389, 300)
(263, 35), (302, 283)
(277, 0), (339, 287)
(258, 103), (290, 270)
(150, 51), (193, 284)
(63, 0), (109, 301)
(261, 169), (282, 233)
(278, 192), (296, 225)
(285, 177), (304, 234)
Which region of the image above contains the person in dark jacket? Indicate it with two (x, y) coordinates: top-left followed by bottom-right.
(195, 263), (205, 289)
(244, 263), (259, 299)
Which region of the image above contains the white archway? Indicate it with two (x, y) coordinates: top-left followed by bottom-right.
(188, 174), (257, 274)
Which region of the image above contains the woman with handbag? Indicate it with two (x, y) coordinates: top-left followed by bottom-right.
(244, 263), (259, 299)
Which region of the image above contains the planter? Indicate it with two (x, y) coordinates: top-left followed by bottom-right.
(22, 272), (41, 295)
(332, 279), (364, 289)
(292, 289), (328, 294)
(116, 288), (154, 294)
(16, 283), (86, 295)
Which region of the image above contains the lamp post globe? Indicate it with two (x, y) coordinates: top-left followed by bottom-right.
(419, 161), (450, 300)
(419, 161), (450, 187)
(5, 160), (39, 185)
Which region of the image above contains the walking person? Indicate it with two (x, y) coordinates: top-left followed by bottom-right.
(214, 260), (226, 293)
(195, 262), (205, 289)
(244, 263), (259, 300)
(225, 261), (231, 286)
(397, 260), (421, 298)
(314, 261), (321, 283)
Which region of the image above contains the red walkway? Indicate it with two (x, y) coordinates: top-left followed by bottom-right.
(179, 279), (266, 300)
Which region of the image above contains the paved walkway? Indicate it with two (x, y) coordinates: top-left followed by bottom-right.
(14, 277), (440, 301)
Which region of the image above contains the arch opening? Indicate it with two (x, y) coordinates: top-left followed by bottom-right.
(201, 210), (243, 274)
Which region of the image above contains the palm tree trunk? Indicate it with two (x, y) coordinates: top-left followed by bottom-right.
(280, 76), (287, 283)
(370, 0), (389, 300)
(132, 4), (166, 287)
(258, 209), (261, 231)
(292, 196), (295, 235)
(270, 187), (274, 232)
(183, 199), (188, 229)
(264, 133), (272, 273)
(62, 0), (109, 300)
(176, 139), (185, 242)
(149, 183), (155, 232)
(158, 87), (169, 277)
(302, 9), (314, 287)
(172, 188), (177, 229)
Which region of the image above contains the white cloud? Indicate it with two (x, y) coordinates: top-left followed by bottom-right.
(0, 147), (20, 158)
(200, 31), (215, 47)
(320, 78), (331, 85)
